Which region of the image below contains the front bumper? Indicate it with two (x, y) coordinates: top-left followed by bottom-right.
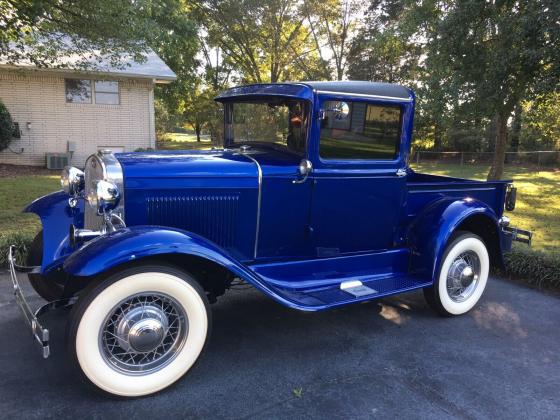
(8, 246), (50, 358)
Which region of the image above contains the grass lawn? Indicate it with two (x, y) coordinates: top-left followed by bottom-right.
(0, 174), (60, 240)
(157, 132), (213, 150)
(1, 162), (558, 254)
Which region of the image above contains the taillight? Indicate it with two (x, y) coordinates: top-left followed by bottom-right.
(505, 185), (517, 211)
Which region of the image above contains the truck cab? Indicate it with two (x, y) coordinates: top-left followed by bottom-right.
(9, 81), (530, 397)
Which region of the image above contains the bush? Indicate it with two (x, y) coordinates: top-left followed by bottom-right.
(0, 231), (35, 268)
(0, 101), (15, 152)
(503, 246), (560, 290)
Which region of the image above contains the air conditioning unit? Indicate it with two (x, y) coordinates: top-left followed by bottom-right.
(46, 153), (69, 170)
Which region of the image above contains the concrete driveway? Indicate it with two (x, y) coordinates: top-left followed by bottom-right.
(0, 272), (558, 419)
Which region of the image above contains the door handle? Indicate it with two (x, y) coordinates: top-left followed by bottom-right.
(293, 159), (313, 184)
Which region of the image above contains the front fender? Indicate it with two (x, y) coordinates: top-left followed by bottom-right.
(24, 191), (83, 273)
(63, 226), (300, 308)
(407, 198), (500, 281)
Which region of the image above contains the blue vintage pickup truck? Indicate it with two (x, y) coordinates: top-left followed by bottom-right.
(9, 81), (530, 397)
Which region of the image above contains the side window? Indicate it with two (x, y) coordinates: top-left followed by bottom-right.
(94, 80), (120, 105)
(320, 101), (402, 160)
(65, 79), (92, 103)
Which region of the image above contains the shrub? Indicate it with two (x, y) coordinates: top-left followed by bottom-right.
(0, 101), (15, 152)
(0, 231), (35, 268)
(503, 246), (560, 290)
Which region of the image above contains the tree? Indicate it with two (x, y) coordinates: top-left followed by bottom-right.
(303, 0), (361, 80)
(354, 0), (560, 179)
(182, 88), (220, 142)
(520, 94), (560, 151)
(147, 1), (200, 137)
(192, 0), (327, 83)
(0, 100), (14, 152)
(0, 0), (169, 69)
(425, 0), (560, 180)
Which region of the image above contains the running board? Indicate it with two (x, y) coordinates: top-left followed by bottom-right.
(266, 274), (431, 311)
(340, 280), (378, 297)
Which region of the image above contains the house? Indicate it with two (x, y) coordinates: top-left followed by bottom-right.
(0, 49), (176, 167)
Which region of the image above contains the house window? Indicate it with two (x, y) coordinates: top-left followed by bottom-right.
(94, 80), (120, 104)
(65, 79), (92, 103)
(320, 101), (402, 160)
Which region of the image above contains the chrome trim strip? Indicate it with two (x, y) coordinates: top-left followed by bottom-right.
(315, 90), (413, 102)
(240, 153), (262, 259)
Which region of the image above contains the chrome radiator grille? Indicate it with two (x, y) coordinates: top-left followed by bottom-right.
(146, 194), (240, 248)
(84, 150), (125, 231)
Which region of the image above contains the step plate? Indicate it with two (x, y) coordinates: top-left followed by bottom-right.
(340, 280), (378, 298)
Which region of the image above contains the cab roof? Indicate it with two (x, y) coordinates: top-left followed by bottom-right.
(215, 81), (413, 102)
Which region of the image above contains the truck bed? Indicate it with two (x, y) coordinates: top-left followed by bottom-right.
(406, 171), (510, 220)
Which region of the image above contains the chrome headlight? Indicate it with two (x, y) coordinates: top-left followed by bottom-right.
(87, 180), (120, 214)
(61, 166), (85, 195)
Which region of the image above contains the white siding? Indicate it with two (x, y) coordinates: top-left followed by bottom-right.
(0, 70), (155, 167)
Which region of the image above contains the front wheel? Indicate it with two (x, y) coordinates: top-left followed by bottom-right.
(424, 231), (490, 316)
(67, 264), (211, 397)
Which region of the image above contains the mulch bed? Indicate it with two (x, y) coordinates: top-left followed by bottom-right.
(0, 164), (56, 178)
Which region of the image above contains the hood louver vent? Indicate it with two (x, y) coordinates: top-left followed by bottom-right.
(146, 194), (240, 249)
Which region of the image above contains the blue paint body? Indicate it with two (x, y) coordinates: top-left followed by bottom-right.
(25, 82), (515, 310)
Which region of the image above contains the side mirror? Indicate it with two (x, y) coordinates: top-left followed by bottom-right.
(294, 159), (312, 184)
(320, 101), (350, 120)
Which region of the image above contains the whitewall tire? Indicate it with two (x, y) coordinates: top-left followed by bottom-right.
(424, 231), (490, 316)
(67, 264), (211, 397)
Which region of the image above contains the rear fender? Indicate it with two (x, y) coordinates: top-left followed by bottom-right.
(24, 191), (83, 273)
(62, 226), (295, 307)
(407, 198), (502, 281)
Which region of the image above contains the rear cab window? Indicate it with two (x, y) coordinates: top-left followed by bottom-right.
(320, 101), (402, 160)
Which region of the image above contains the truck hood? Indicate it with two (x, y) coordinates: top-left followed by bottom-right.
(116, 150), (258, 182)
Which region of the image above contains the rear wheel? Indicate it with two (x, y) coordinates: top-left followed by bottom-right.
(67, 264), (211, 397)
(424, 231), (490, 316)
(27, 231), (64, 301)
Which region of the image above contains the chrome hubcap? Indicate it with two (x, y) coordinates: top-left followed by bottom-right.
(100, 293), (188, 374)
(446, 251), (481, 303)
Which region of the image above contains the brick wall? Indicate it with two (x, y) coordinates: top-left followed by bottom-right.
(0, 69), (156, 167)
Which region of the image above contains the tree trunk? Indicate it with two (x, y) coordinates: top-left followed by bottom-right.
(510, 102), (522, 153)
(433, 121), (442, 151)
(195, 122), (201, 142)
(487, 112), (508, 180)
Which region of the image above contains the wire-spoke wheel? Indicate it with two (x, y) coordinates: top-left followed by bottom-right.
(424, 231), (490, 316)
(68, 264), (211, 397)
(100, 293), (188, 375)
(446, 251), (481, 303)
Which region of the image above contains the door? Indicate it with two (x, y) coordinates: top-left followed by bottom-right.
(309, 99), (408, 256)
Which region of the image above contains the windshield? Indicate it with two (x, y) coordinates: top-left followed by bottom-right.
(226, 99), (308, 155)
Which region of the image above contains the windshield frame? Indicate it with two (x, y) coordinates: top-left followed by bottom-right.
(222, 97), (311, 157)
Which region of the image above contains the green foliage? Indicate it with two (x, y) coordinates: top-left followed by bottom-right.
(0, 0), (168, 69)
(0, 231), (34, 268)
(192, 0), (328, 83)
(0, 101), (14, 152)
(520, 94), (560, 151)
(150, 1), (200, 133)
(503, 246), (560, 290)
